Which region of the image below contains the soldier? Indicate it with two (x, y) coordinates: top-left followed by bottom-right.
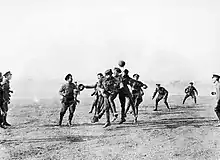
(109, 67), (122, 122)
(0, 72), (6, 129)
(118, 69), (137, 124)
(84, 73), (104, 114)
(84, 73), (104, 123)
(125, 74), (148, 119)
(2, 71), (13, 126)
(211, 74), (220, 126)
(97, 69), (118, 128)
(183, 82), (198, 104)
(59, 74), (78, 126)
(152, 84), (170, 111)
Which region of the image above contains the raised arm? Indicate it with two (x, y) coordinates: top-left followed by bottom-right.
(152, 88), (158, 99)
(84, 84), (97, 89)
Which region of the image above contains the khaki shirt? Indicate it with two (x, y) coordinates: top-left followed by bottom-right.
(2, 79), (12, 102)
(59, 82), (77, 100)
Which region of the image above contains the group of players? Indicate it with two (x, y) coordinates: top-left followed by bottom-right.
(58, 61), (201, 128)
(2, 61), (218, 129)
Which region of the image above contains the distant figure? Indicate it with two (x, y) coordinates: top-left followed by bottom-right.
(211, 74), (220, 126)
(59, 74), (78, 126)
(0, 72), (6, 129)
(152, 84), (170, 111)
(2, 71), (13, 126)
(183, 82), (198, 104)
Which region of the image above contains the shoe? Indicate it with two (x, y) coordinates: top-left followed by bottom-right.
(111, 117), (117, 122)
(67, 121), (72, 126)
(214, 123), (220, 127)
(153, 109), (157, 111)
(0, 124), (6, 129)
(91, 116), (99, 123)
(112, 114), (118, 122)
(118, 119), (126, 124)
(133, 117), (138, 124)
(4, 122), (11, 126)
(88, 111), (92, 114)
(59, 120), (62, 126)
(103, 122), (111, 128)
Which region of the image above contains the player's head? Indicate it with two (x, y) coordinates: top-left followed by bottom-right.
(65, 74), (73, 83)
(212, 74), (220, 83)
(105, 69), (113, 78)
(189, 82), (194, 86)
(156, 84), (161, 88)
(97, 73), (103, 80)
(113, 67), (121, 76)
(122, 69), (129, 77)
(4, 71), (12, 80)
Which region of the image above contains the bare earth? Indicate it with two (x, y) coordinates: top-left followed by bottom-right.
(1, 95), (220, 160)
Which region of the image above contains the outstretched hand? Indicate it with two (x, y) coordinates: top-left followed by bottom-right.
(211, 92), (216, 95)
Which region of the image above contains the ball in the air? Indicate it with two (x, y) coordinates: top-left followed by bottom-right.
(118, 60), (125, 67)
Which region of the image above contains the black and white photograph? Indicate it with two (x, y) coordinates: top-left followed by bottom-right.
(0, 0), (220, 159)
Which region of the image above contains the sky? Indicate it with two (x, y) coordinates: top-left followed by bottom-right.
(0, 0), (219, 85)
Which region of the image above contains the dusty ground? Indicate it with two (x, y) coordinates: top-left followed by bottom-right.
(1, 95), (220, 160)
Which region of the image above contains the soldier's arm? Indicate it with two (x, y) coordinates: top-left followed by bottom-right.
(152, 89), (158, 99)
(84, 84), (97, 89)
(184, 87), (187, 93)
(193, 87), (198, 95)
(59, 85), (65, 96)
(139, 81), (148, 89)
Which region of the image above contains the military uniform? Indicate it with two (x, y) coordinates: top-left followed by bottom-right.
(2, 75), (13, 126)
(212, 74), (220, 121)
(126, 79), (147, 117)
(183, 83), (198, 104)
(97, 69), (118, 128)
(0, 81), (6, 129)
(85, 78), (105, 123)
(59, 82), (77, 126)
(108, 69), (123, 122)
(118, 71), (137, 123)
(152, 85), (170, 111)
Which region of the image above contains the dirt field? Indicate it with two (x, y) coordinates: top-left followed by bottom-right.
(1, 95), (220, 160)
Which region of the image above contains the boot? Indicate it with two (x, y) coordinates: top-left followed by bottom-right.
(118, 118), (126, 124)
(111, 113), (118, 122)
(67, 120), (72, 126)
(103, 122), (111, 128)
(3, 116), (11, 126)
(59, 113), (64, 126)
(91, 116), (99, 123)
(133, 116), (138, 124)
(0, 123), (6, 129)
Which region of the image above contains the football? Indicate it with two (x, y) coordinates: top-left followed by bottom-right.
(118, 60), (125, 67)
